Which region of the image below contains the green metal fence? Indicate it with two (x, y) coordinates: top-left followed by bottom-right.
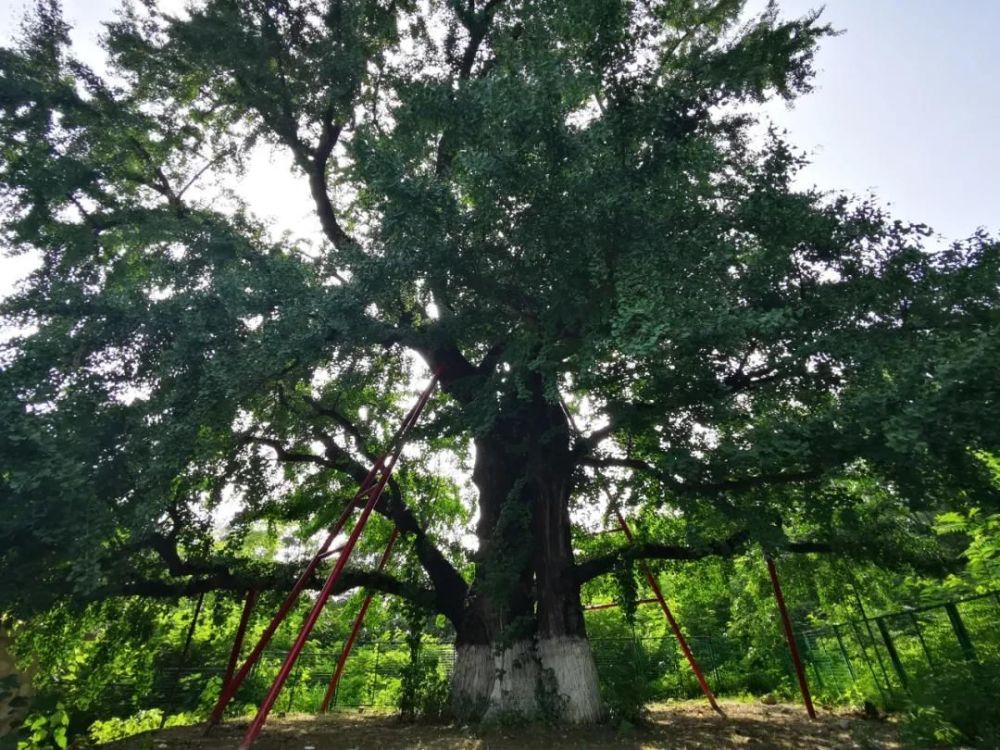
(92, 589), (1000, 721)
(789, 590), (1000, 702)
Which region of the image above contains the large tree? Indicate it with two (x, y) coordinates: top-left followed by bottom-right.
(2, 0), (998, 723)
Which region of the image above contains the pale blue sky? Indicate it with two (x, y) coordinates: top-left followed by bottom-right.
(757, 0), (999, 240)
(0, 0), (997, 299)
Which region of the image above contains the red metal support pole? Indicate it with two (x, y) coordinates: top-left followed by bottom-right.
(206, 373), (438, 732)
(616, 512), (724, 716)
(222, 590), (258, 691)
(204, 500), (357, 730)
(319, 528), (400, 713)
(238, 375), (438, 749)
(241, 439), (417, 744)
(766, 557), (816, 719)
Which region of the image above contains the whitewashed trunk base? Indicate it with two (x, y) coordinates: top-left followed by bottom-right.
(483, 640), (540, 721)
(538, 636), (604, 723)
(451, 637), (604, 723)
(451, 644), (494, 719)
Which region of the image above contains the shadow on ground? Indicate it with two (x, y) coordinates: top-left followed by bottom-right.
(109, 701), (900, 749)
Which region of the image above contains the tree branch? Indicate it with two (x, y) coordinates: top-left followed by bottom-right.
(573, 529), (753, 584)
(308, 117), (355, 250)
(246, 435), (334, 468)
(573, 531), (834, 585)
(576, 422), (617, 452)
(243, 428), (469, 623)
(303, 396), (376, 462)
(137, 531), (444, 616)
(116, 567), (437, 613)
(579, 455), (824, 496)
(436, 1), (504, 174)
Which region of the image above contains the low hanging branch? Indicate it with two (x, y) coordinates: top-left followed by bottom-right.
(114, 531), (444, 615)
(573, 530), (832, 585)
(240, 418), (469, 621)
(116, 567), (438, 612)
(578, 455), (826, 497)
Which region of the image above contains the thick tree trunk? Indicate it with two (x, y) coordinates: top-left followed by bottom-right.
(0, 623), (33, 738)
(450, 376), (603, 723)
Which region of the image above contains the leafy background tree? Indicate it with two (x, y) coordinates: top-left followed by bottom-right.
(1, 0), (998, 741)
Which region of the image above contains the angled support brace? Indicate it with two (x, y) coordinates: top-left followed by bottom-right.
(206, 372), (438, 737)
(319, 528), (400, 713)
(616, 512), (725, 717)
(204, 499), (356, 731)
(222, 590), (258, 691)
(766, 557), (816, 719)
(238, 373), (439, 749)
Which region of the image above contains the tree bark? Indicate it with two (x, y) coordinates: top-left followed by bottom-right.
(0, 623), (34, 738)
(451, 375), (603, 723)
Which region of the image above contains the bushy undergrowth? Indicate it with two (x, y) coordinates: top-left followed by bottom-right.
(900, 657), (1000, 749)
(12, 704), (68, 750)
(398, 600), (451, 722)
(593, 638), (656, 728)
(398, 661), (451, 722)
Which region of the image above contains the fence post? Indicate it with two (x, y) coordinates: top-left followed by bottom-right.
(907, 612), (935, 669)
(875, 617), (908, 688)
(831, 625), (857, 683)
(848, 620), (890, 703)
(332, 644), (342, 708)
(801, 634), (825, 691)
(704, 637), (722, 694)
(284, 660), (303, 713)
(161, 592), (205, 729)
(852, 591), (894, 695)
(369, 642), (381, 705)
(944, 603), (977, 662)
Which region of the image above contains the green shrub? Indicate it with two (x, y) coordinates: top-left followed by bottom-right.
(398, 598), (451, 722)
(900, 657), (1000, 748)
(401, 659), (451, 721)
(595, 639), (654, 728)
(88, 708), (202, 745)
(901, 706), (964, 748)
(16, 704), (69, 750)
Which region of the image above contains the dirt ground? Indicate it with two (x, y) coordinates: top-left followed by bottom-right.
(111, 701), (901, 750)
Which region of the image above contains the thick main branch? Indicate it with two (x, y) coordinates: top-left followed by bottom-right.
(573, 530), (834, 585)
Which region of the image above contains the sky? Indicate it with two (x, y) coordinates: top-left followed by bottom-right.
(1, 0), (998, 300)
(755, 0), (1000, 241)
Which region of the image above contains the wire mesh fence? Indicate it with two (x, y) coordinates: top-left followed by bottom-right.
(74, 589), (1000, 723)
(790, 590), (1000, 701)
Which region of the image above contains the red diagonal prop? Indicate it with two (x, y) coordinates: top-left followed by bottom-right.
(319, 527), (399, 713)
(204, 499), (356, 730)
(205, 373), (438, 737)
(766, 557), (816, 719)
(615, 512), (725, 717)
(238, 374), (438, 749)
(222, 590), (258, 691)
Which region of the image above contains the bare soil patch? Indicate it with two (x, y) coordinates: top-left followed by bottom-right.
(109, 701), (900, 749)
